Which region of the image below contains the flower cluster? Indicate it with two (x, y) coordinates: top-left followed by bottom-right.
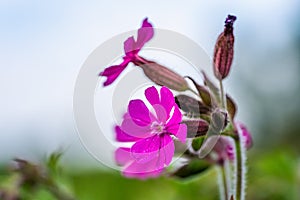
(100, 15), (253, 200)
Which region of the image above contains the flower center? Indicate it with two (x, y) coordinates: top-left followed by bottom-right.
(150, 121), (165, 135)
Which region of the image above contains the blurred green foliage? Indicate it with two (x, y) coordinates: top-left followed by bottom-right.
(69, 149), (299, 200)
(0, 148), (299, 200)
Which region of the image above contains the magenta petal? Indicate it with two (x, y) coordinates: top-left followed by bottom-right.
(160, 87), (175, 116)
(100, 65), (124, 86)
(152, 104), (167, 123)
(158, 135), (175, 166)
(131, 134), (175, 167)
(122, 158), (163, 179)
(99, 59), (130, 86)
(128, 99), (151, 126)
(123, 112), (131, 119)
(236, 122), (253, 149)
(121, 118), (151, 139)
(166, 105), (182, 126)
(213, 137), (234, 161)
(115, 147), (132, 166)
(136, 18), (154, 50)
(145, 86), (160, 106)
(166, 123), (179, 135)
(226, 145), (235, 161)
(168, 124), (187, 143)
(131, 135), (160, 164)
(115, 126), (139, 142)
(124, 36), (138, 56)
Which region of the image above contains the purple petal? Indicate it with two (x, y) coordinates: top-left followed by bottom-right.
(124, 36), (138, 57)
(121, 118), (152, 139)
(123, 112), (131, 119)
(166, 105), (182, 127)
(131, 135), (160, 164)
(115, 147), (132, 166)
(122, 158), (163, 179)
(167, 124), (187, 143)
(128, 99), (151, 126)
(213, 137), (234, 161)
(131, 134), (175, 167)
(145, 87), (167, 122)
(145, 86), (160, 106)
(99, 59), (130, 86)
(236, 122), (253, 149)
(226, 145), (235, 161)
(160, 87), (175, 117)
(136, 18), (154, 50)
(152, 104), (167, 123)
(158, 134), (175, 166)
(115, 126), (140, 142)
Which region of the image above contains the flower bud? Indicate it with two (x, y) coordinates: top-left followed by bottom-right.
(134, 58), (189, 91)
(213, 15), (236, 80)
(181, 119), (209, 138)
(211, 109), (228, 133)
(175, 95), (210, 116)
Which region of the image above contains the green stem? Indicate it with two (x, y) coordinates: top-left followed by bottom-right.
(47, 184), (75, 200)
(221, 131), (238, 140)
(234, 136), (243, 200)
(42, 177), (76, 200)
(220, 164), (229, 200)
(219, 79), (225, 109)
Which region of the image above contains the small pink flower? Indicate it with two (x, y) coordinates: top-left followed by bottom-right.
(115, 86), (187, 179)
(212, 136), (235, 163)
(236, 122), (253, 149)
(226, 143), (235, 161)
(100, 18), (154, 86)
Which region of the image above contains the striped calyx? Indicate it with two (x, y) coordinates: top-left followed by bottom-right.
(134, 58), (189, 92)
(213, 15), (236, 80)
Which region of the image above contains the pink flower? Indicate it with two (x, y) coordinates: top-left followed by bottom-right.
(211, 122), (252, 164)
(99, 18), (154, 86)
(211, 136), (235, 163)
(115, 86), (187, 179)
(236, 122), (253, 149)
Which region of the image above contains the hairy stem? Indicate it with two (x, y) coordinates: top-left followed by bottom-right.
(220, 164), (229, 200)
(219, 79), (226, 109)
(234, 136), (243, 200)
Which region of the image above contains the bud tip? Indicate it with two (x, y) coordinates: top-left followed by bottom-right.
(225, 15), (237, 27)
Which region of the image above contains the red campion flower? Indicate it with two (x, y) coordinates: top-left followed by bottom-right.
(99, 18), (154, 86)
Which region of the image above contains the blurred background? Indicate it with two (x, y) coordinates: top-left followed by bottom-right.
(0, 0), (299, 199)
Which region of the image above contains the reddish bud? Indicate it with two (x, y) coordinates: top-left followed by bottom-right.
(213, 15), (236, 80)
(134, 57), (189, 91)
(181, 119), (209, 138)
(175, 95), (210, 116)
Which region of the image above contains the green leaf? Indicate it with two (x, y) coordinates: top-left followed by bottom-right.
(185, 76), (212, 107)
(172, 159), (211, 179)
(202, 71), (220, 104)
(226, 94), (237, 121)
(46, 151), (63, 175)
(192, 137), (205, 151)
